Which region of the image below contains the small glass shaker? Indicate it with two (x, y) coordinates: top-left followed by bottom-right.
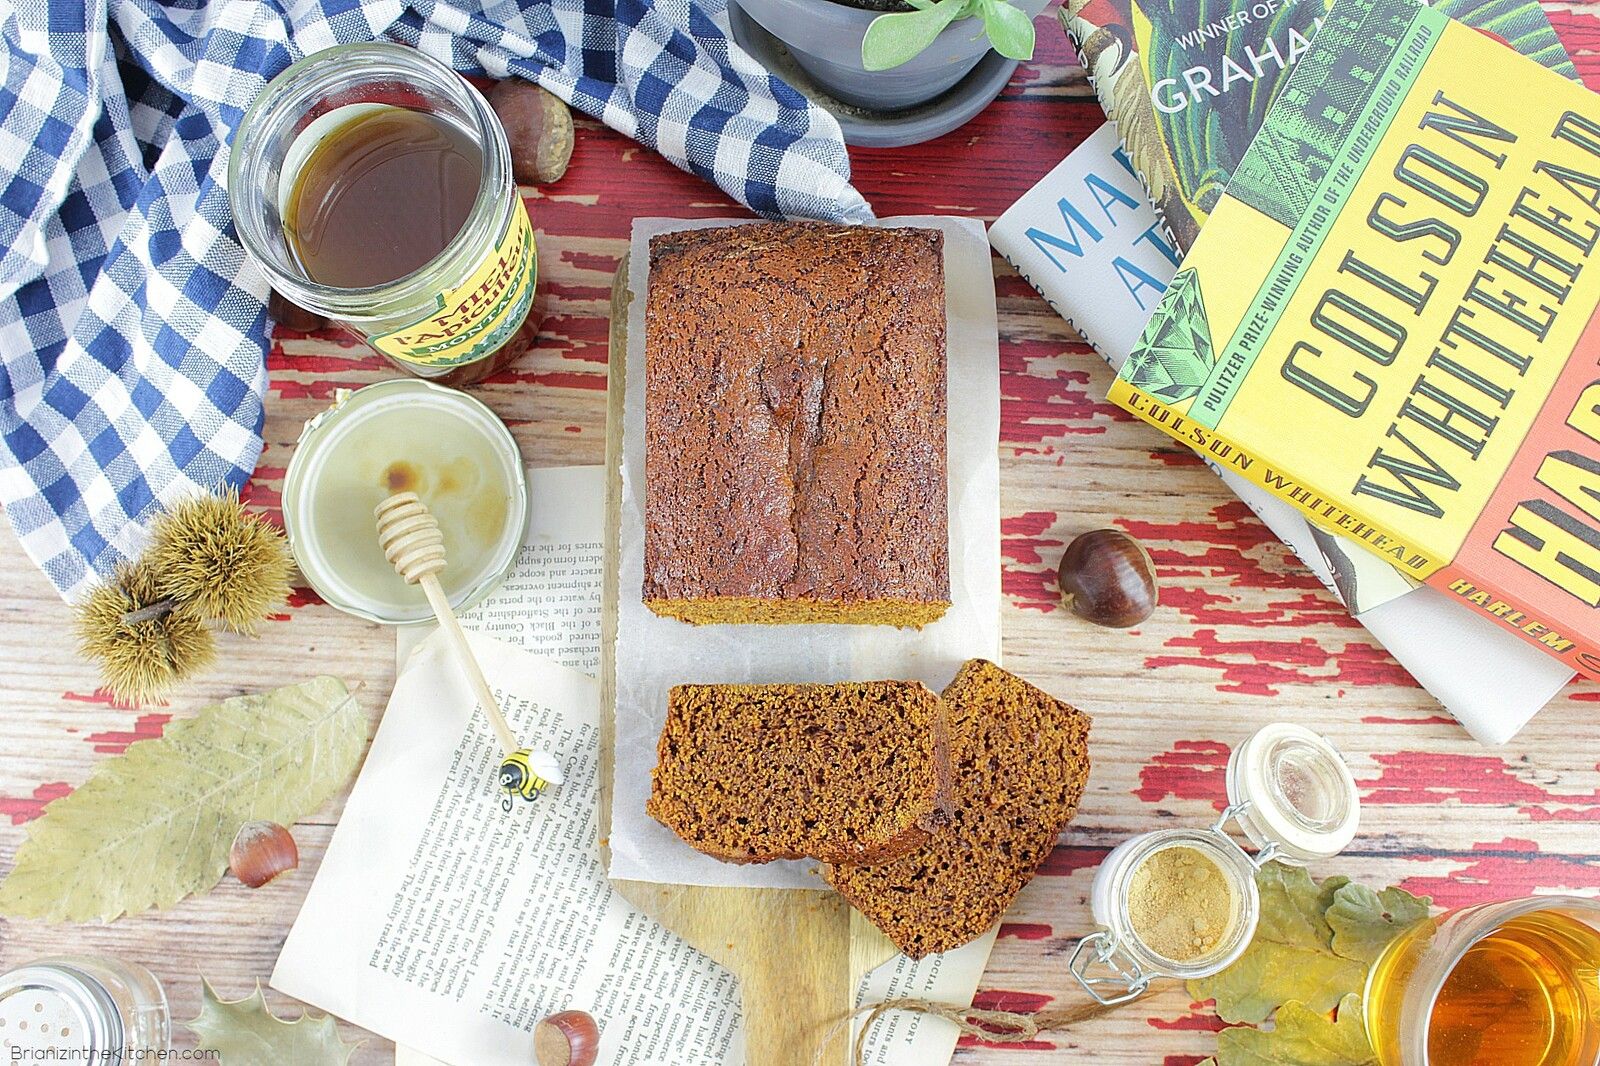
(1070, 723), (1362, 1004)
(0, 955), (170, 1059)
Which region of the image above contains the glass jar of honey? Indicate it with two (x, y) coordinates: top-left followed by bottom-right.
(1364, 895), (1600, 1066)
(1070, 723), (1362, 1004)
(230, 43), (538, 386)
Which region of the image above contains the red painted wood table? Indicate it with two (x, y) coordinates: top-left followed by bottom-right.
(4, 7), (1600, 1063)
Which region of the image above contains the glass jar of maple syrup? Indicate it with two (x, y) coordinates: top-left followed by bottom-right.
(230, 43), (538, 386)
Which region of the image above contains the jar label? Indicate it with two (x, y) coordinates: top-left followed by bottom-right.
(367, 200), (537, 368)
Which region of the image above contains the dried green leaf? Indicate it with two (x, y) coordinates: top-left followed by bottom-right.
(187, 979), (360, 1065)
(1188, 864), (1367, 1023)
(0, 678), (365, 922)
(1327, 883), (1432, 965)
(1215, 994), (1376, 1066)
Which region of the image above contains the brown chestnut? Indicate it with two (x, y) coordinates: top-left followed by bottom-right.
(229, 820), (299, 888)
(1057, 528), (1158, 628)
(489, 80), (575, 185)
(534, 1009), (600, 1066)
(267, 289), (327, 333)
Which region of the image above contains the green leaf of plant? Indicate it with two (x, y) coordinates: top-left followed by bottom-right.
(1188, 863), (1368, 1023)
(1326, 883), (1432, 965)
(187, 979), (361, 1066)
(862, 0), (971, 71)
(0, 677), (365, 922)
(979, 0), (1036, 60)
(1215, 994), (1376, 1066)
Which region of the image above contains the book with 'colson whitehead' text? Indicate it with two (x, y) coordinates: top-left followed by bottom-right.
(1061, 0), (1577, 254)
(1111, 0), (1600, 678)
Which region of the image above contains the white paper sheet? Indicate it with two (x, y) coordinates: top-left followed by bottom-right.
(275, 631), (744, 1066)
(611, 216), (1003, 889)
(989, 124), (1575, 744)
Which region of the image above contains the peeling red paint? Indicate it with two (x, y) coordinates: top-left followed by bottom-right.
(559, 250), (620, 273)
(998, 922), (1053, 941)
(1149, 447), (1205, 468)
(1037, 844), (1109, 877)
(1397, 840), (1600, 909)
(999, 342), (1126, 451)
(1136, 739), (1231, 811)
(492, 369), (607, 391)
(956, 989), (1057, 1051)
(61, 689), (145, 710)
(1, 782), (72, 825)
(1147, 1008), (1228, 1033)
(1356, 752), (1600, 822)
(1146, 629), (1409, 696)
(85, 713), (172, 755)
(1001, 511), (1063, 613)
(971, 989), (1053, 1014)
(1360, 714), (1458, 727)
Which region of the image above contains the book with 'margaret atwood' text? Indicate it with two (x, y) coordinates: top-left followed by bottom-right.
(1111, 0), (1600, 678)
(1061, 0), (1577, 255)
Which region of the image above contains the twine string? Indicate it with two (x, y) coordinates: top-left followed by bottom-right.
(815, 993), (1147, 1066)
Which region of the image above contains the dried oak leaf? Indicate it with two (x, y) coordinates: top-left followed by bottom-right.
(1212, 994), (1376, 1066)
(1188, 863), (1367, 1023)
(1326, 883), (1432, 965)
(187, 979), (360, 1065)
(0, 677), (365, 922)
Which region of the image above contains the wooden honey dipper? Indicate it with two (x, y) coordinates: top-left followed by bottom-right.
(376, 491), (563, 808)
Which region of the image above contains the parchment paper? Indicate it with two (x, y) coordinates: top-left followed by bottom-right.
(610, 216), (1002, 889)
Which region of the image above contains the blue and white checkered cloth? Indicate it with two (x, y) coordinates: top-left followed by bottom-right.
(0, 0), (872, 601)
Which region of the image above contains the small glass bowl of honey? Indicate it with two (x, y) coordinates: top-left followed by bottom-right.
(230, 43), (539, 385)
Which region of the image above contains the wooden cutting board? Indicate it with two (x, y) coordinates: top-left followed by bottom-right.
(598, 261), (899, 1066)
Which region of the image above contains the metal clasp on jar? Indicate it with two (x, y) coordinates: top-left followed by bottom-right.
(1068, 930), (1154, 1006)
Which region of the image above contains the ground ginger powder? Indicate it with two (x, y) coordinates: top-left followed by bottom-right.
(1127, 845), (1235, 962)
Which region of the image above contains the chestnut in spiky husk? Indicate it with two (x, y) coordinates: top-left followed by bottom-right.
(75, 561), (215, 704)
(146, 488), (292, 634)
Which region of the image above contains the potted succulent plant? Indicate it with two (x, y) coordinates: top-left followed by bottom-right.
(734, 0), (1049, 111)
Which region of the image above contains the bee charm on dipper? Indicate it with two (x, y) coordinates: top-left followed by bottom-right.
(376, 491), (565, 811)
(499, 749), (564, 811)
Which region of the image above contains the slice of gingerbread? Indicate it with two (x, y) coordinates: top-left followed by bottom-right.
(647, 679), (954, 865)
(826, 660), (1092, 958)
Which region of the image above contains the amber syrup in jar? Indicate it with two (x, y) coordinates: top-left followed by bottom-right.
(231, 44), (539, 386)
(1365, 901), (1600, 1066)
(287, 108), (480, 289)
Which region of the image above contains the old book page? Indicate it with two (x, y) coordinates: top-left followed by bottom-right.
(275, 630), (744, 1065)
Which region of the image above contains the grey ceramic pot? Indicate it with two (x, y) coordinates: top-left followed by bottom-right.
(735, 0), (1050, 111)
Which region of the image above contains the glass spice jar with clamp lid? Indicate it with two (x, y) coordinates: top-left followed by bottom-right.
(1070, 722), (1362, 1005)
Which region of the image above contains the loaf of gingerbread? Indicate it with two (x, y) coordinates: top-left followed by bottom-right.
(642, 222), (950, 627)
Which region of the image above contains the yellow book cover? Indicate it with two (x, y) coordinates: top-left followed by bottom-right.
(1111, 0), (1600, 678)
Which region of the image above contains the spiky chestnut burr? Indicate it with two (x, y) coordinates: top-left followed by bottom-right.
(146, 488), (292, 634)
(74, 561), (216, 704)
